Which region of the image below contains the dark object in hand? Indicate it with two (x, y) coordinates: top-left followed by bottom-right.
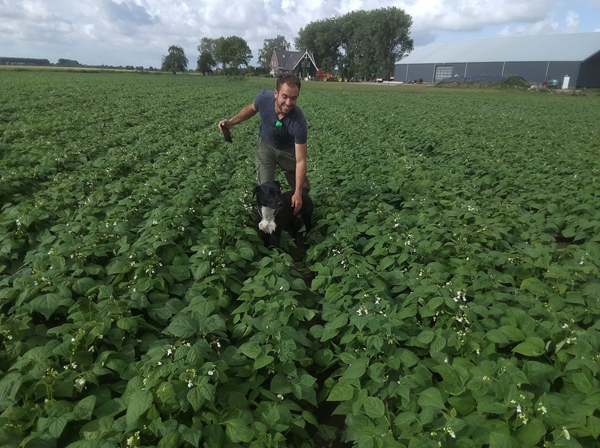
(221, 127), (232, 143)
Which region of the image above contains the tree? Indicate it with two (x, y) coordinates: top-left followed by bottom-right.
(295, 18), (342, 72)
(214, 36), (252, 74)
(197, 38), (217, 60)
(197, 51), (216, 75)
(161, 45), (188, 74)
(295, 7), (413, 80)
(57, 59), (81, 67)
(257, 35), (290, 70)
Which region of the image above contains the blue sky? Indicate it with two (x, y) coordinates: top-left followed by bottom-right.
(1, 0), (599, 68)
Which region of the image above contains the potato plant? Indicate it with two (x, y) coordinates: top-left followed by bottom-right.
(1, 71), (600, 448)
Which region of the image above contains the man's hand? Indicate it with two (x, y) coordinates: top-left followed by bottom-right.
(218, 119), (232, 131)
(291, 191), (303, 215)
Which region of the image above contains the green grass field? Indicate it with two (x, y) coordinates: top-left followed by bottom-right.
(2, 70), (600, 448)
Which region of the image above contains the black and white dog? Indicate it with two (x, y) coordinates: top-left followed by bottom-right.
(253, 181), (313, 247)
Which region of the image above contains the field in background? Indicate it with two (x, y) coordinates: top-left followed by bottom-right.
(2, 71), (600, 448)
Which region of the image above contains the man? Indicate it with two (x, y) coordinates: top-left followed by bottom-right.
(218, 73), (309, 214)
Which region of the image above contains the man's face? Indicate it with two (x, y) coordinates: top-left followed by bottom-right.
(274, 82), (299, 115)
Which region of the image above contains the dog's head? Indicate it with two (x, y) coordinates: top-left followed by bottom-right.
(253, 181), (284, 209)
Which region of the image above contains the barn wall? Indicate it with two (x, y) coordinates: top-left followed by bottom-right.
(464, 62), (504, 77)
(578, 52), (600, 88)
(550, 62), (581, 87)
(394, 63), (436, 82)
(503, 62), (548, 83)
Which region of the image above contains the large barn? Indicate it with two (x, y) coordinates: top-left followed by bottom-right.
(394, 32), (600, 88)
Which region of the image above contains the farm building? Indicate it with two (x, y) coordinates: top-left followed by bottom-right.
(270, 50), (318, 78)
(394, 32), (600, 88)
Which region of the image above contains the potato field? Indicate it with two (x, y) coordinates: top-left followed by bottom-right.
(1, 71), (600, 448)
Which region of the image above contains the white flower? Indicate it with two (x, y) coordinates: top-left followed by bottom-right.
(562, 427), (570, 440)
(277, 394), (284, 400)
(516, 406), (522, 414)
(166, 349), (172, 356)
(187, 381), (194, 388)
(208, 370), (215, 376)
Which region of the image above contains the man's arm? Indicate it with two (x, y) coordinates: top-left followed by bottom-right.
(219, 103), (257, 130)
(291, 142), (307, 215)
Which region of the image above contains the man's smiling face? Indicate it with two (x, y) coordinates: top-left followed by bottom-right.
(274, 82), (299, 116)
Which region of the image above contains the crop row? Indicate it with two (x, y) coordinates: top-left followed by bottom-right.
(1, 72), (600, 448)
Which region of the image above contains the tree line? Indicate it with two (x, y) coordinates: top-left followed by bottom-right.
(162, 7), (413, 80)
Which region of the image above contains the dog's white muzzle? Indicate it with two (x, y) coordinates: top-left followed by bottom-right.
(259, 206), (277, 234)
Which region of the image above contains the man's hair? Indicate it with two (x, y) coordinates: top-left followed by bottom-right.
(276, 73), (301, 91)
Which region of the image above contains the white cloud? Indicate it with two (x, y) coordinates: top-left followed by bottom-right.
(496, 18), (559, 38)
(565, 10), (580, 32)
(405, 0), (564, 32)
(0, 0), (598, 67)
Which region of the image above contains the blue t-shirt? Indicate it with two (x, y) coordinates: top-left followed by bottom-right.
(254, 90), (307, 149)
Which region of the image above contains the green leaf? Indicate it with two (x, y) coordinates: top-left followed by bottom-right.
(29, 293), (73, 320)
(343, 358), (368, 379)
(417, 330), (435, 345)
(48, 417), (68, 439)
(520, 278), (548, 296)
(417, 388), (445, 410)
(187, 387), (204, 412)
(94, 398), (125, 418)
(499, 325), (524, 342)
(363, 397), (385, 419)
(394, 412), (416, 431)
(73, 395), (96, 420)
(486, 329), (510, 345)
(126, 390), (153, 429)
(235, 240), (255, 261)
(512, 337), (545, 357)
(489, 432), (518, 448)
(107, 260), (132, 275)
(515, 419), (546, 448)
(136, 277), (154, 292)
(169, 265), (190, 282)
(327, 382), (355, 402)
(164, 315), (198, 338)
(192, 261), (210, 279)
(253, 353), (274, 370)
(571, 372), (593, 394)
(225, 419), (254, 443)
(477, 396), (507, 414)
(239, 342), (261, 359)
(379, 256), (395, 270)
(158, 431), (182, 448)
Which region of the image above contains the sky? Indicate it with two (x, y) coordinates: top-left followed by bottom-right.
(1, 0), (600, 68)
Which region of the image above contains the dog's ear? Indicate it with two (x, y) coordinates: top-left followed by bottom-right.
(253, 185), (261, 197)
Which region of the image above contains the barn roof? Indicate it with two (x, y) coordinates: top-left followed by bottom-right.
(399, 32), (600, 64)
